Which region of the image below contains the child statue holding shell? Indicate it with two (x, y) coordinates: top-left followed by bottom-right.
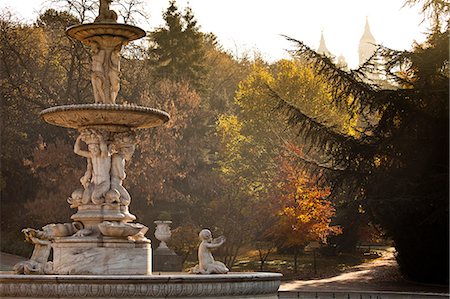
(190, 229), (229, 274)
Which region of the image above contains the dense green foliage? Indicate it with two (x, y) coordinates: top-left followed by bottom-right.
(148, 1), (208, 91)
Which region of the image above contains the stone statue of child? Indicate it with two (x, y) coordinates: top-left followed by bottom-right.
(106, 132), (135, 205)
(74, 130), (111, 204)
(190, 229), (229, 274)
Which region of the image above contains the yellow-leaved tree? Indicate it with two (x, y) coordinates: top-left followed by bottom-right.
(214, 59), (351, 269)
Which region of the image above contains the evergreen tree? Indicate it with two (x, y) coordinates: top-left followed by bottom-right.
(149, 1), (207, 91)
(268, 2), (448, 283)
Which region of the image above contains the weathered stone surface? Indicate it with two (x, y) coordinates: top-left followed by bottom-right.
(98, 221), (148, 239)
(66, 23), (145, 43)
(70, 204), (136, 235)
(0, 272), (281, 298)
(39, 104), (169, 130)
(52, 237), (151, 275)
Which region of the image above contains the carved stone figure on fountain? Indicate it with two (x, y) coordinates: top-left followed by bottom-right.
(89, 37), (123, 104)
(190, 229), (229, 274)
(107, 131), (136, 205)
(74, 129), (111, 204)
(98, 221), (148, 241)
(80, 158), (93, 201)
(109, 44), (121, 102)
(91, 41), (107, 104)
(14, 227), (54, 275)
(95, 0), (118, 23)
(68, 189), (82, 208)
(45, 222), (84, 237)
(68, 158), (94, 208)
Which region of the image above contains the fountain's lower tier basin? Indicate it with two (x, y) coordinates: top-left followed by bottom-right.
(0, 272), (281, 299)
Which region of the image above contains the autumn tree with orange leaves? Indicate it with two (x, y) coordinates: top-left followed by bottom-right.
(267, 144), (342, 273)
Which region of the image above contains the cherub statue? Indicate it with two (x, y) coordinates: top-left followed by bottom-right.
(74, 129), (111, 204)
(106, 132), (136, 205)
(190, 229), (229, 274)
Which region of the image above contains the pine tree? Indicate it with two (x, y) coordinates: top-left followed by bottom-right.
(149, 1), (206, 91)
(269, 2), (449, 284)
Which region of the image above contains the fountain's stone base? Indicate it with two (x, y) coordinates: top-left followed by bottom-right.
(0, 272), (281, 298)
(52, 237), (151, 275)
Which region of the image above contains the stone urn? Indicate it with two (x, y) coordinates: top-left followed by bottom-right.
(154, 220), (172, 250)
(153, 220), (182, 271)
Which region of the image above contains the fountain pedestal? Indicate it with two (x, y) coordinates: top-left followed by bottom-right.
(52, 236), (151, 275)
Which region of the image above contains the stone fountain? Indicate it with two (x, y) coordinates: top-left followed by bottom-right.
(0, 1), (281, 297)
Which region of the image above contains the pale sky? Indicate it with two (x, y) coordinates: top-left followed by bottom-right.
(1, 0), (429, 68)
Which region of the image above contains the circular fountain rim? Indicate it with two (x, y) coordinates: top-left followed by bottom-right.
(0, 272), (282, 298)
(0, 272), (282, 280)
(40, 104), (170, 131)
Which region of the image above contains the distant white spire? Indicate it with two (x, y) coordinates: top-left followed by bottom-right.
(317, 30), (332, 57)
(360, 16), (375, 44)
(358, 17), (377, 66)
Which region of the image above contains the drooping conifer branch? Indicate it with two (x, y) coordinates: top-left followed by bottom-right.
(283, 36), (382, 112)
(266, 85), (372, 173)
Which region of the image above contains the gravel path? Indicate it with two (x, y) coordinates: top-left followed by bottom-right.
(280, 249), (449, 294)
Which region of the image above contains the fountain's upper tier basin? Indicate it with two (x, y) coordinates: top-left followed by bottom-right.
(0, 272), (282, 299)
(40, 104), (170, 131)
(66, 23), (146, 42)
